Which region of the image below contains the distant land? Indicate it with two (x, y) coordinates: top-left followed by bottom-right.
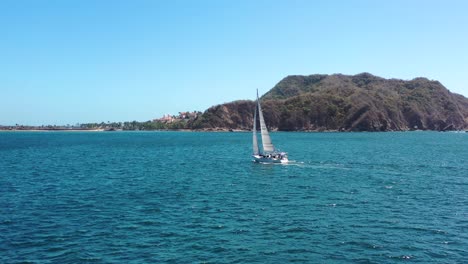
(2, 73), (467, 132)
(191, 73), (468, 132)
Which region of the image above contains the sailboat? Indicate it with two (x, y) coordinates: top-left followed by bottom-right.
(252, 90), (288, 163)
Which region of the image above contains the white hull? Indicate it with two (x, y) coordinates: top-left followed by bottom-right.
(253, 155), (289, 163)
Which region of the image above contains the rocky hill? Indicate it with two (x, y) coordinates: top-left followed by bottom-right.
(190, 73), (468, 131)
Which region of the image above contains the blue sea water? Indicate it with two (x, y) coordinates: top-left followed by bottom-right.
(0, 131), (467, 263)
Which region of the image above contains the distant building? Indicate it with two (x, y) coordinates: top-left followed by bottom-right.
(161, 114), (174, 123)
(154, 111), (199, 123)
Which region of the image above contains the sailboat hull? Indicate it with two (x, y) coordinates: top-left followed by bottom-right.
(253, 154), (289, 163)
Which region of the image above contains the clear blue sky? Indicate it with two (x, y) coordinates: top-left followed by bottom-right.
(1, 0), (467, 125)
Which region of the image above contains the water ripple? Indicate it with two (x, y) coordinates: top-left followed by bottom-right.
(1, 131), (467, 263)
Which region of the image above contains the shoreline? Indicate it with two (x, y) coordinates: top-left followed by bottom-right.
(1, 128), (466, 133)
(0, 129), (105, 132)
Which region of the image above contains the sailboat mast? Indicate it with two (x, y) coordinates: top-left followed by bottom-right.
(252, 98), (259, 155)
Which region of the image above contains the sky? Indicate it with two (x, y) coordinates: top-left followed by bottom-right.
(1, 0), (467, 125)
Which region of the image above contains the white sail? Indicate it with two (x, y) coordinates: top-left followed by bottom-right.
(252, 103), (259, 155)
(257, 91), (275, 153)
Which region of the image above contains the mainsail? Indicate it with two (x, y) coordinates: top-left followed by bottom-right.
(256, 91), (275, 153)
(252, 89), (288, 163)
(252, 103), (259, 155)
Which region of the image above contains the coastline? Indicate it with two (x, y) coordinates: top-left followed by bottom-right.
(0, 128), (105, 132)
(1, 128), (466, 133)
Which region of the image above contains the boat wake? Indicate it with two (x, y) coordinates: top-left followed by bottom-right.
(274, 160), (351, 170)
(280, 160), (304, 166)
(252, 159), (301, 165)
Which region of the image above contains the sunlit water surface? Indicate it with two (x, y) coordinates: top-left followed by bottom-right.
(1, 131), (467, 263)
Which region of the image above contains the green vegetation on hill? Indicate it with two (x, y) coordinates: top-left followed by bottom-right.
(73, 73), (467, 132)
(192, 73), (468, 131)
(80, 119), (193, 131)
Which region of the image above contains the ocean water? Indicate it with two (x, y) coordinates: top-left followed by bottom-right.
(0, 131), (467, 263)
